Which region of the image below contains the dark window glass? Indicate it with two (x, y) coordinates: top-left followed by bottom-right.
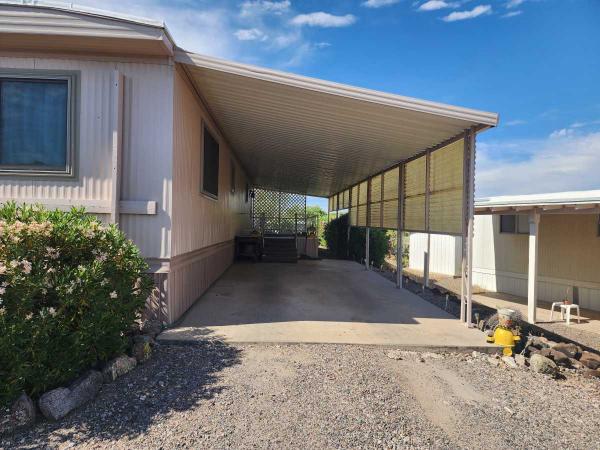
(500, 214), (516, 233)
(0, 78), (69, 170)
(202, 126), (219, 197)
(230, 161), (236, 193)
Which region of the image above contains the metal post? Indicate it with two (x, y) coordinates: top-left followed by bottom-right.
(460, 130), (470, 323)
(424, 149), (431, 290)
(365, 227), (370, 270)
(396, 164), (404, 289)
(465, 129), (476, 328)
(527, 211), (540, 324)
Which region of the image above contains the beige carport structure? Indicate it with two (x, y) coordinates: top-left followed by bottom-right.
(175, 50), (499, 327)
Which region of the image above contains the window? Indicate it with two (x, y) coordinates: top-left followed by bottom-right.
(0, 71), (77, 176)
(230, 161), (236, 194)
(201, 125), (219, 198)
(499, 214), (529, 234)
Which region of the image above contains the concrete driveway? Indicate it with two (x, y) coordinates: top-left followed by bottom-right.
(159, 259), (492, 349)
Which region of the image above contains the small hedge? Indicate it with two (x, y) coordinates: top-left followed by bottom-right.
(324, 213), (389, 267)
(0, 203), (152, 406)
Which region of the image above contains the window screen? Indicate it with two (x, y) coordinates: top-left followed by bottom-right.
(202, 126), (219, 197)
(0, 77), (70, 172)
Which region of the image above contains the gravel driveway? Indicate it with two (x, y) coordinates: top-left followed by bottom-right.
(3, 341), (599, 449)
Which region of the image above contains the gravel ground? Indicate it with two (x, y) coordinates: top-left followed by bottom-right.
(2, 341), (600, 450)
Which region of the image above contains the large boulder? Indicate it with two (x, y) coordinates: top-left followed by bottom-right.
(579, 351), (600, 370)
(102, 355), (137, 382)
(530, 354), (558, 376)
(141, 319), (163, 339)
(39, 371), (103, 421)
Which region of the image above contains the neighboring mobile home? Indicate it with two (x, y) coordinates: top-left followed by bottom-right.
(409, 191), (600, 320)
(0, 1), (498, 325)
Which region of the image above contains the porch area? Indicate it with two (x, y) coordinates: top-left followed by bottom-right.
(158, 259), (492, 349)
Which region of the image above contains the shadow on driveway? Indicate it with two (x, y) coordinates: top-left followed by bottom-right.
(2, 336), (241, 447)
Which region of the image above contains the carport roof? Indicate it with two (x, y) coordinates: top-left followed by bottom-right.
(175, 51), (499, 198)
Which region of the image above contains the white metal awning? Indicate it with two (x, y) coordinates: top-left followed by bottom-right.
(175, 50), (498, 198)
(476, 190), (600, 215)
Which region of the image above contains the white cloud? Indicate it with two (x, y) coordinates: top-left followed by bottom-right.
(549, 128), (575, 139)
(501, 10), (523, 18)
(476, 131), (600, 197)
(506, 0), (524, 9)
(418, 1), (458, 11)
(442, 4), (492, 22)
(74, 0), (237, 58)
(240, 0), (291, 18)
(362, 0), (400, 8)
(234, 28), (268, 41)
(291, 12), (357, 28)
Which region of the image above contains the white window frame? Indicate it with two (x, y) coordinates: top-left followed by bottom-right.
(0, 69), (79, 178)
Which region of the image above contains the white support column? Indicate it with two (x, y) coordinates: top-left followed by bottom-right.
(527, 211), (541, 324)
(109, 70), (124, 225)
(365, 227), (370, 270)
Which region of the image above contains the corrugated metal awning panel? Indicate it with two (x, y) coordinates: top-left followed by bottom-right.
(176, 51), (497, 197)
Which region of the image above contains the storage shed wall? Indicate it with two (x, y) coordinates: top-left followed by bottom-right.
(0, 55), (174, 259)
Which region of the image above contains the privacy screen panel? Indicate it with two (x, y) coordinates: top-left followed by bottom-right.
(429, 139), (464, 235)
(382, 167), (400, 229)
(403, 156), (426, 231)
(368, 174), (382, 228)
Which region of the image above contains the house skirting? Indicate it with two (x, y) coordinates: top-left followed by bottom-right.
(472, 268), (600, 312)
(145, 240), (235, 324)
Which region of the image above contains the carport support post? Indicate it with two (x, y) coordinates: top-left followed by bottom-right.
(365, 227), (370, 270)
(424, 149), (431, 290)
(465, 129), (476, 328)
(396, 164), (405, 288)
(527, 211), (540, 324)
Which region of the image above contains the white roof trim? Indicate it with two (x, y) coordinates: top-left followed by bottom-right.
(175, 50), (499, 127)
(476, 190), (600, 209)
(0, 0), (176, 45)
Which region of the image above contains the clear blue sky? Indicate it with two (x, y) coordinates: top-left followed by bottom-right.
(83, 0), (600, 206)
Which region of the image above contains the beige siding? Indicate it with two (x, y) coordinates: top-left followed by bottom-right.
(408, 233), (462, 276)
(171, 68), (250, 257)
(0, 55), (174, 258)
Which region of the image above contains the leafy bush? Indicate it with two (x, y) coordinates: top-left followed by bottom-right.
(0, 203), (152, 406)
(324, 213), (390, 267)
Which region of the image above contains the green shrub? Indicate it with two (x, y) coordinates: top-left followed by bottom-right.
(0, 203), (152, 406)
(324, 213), (390, 267)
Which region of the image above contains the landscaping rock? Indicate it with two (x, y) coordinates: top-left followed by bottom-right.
(385, 350), (404, 360)
(552, 343), (581, 359)
(103, 355), (137, 382)
(141, 319), (163, 339)
(132, 339), (152, 363)
(530, 354), (558, 376)
(539, 348), (571, 367)
(39, 388), (72, 421)
(39, 371), (103, 421)
(579, 351), (600, 370)
(569, 358), (584, 370)
(487, 356), (501, 367)
(501, 356), (518, 369)
(0, 393), (37, 433)
(11, 393), (36, 429)
(515, 354), (528, 367)
(581, 369), (600, 379)
(70, 370), (103, 408)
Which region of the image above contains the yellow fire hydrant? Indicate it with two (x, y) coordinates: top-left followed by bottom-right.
(486, 308), (521, 356)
